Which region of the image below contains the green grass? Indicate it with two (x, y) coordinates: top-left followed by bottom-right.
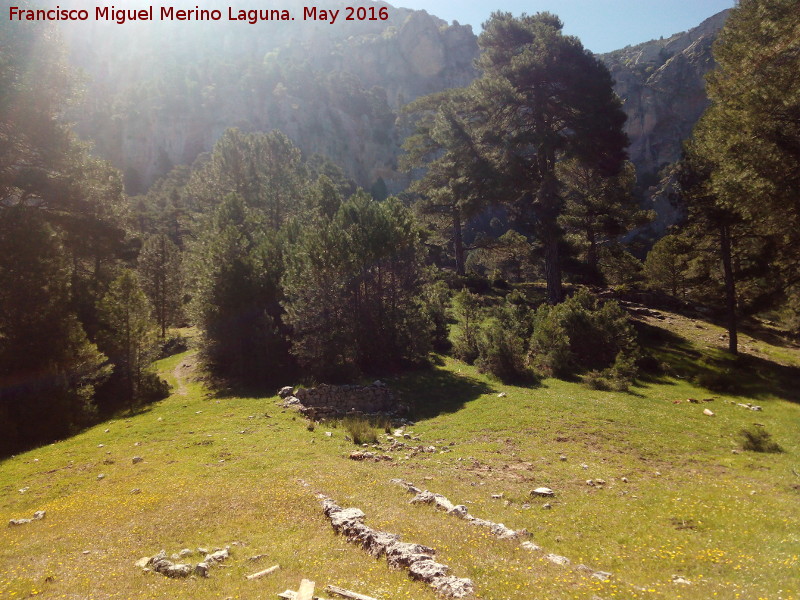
(1, 312), (799, 600)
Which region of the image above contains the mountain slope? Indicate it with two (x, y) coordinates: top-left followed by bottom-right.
(58, 4), (726, 207)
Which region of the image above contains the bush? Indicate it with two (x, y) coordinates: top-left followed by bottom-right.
(342, 416), (381, 445)
(158, 334), (189, 359)
(451, 289), (482, 363)
(528, 289), (640, 387)
(475, 317), (530, 382)
(739, 425), (783, 453)
(421, 279), (451, 352)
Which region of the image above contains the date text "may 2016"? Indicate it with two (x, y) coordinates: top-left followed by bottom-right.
(304, 6), (388, 24)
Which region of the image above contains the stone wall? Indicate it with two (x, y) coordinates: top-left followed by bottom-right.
(290, 382), (399, 418)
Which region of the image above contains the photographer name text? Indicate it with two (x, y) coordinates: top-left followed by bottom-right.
(8, 5), (390, 25)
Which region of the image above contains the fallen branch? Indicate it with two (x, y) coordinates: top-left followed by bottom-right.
(325, 584), (380, 600)
(245, 564), (280, 580)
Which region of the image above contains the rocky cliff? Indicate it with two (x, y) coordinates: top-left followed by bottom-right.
(600, 10), (730, 186)
(59, 2), (726, 212)
(60, 1), (477, 193)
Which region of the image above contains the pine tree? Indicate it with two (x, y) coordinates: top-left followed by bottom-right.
(682, 0), (799, 352)
(558, 159), (648, 282)
(97, 271), (159, 409)
(473, 12), (628, 303)
(0, 207), (108, 453)
(283, 192), (431, 379)
(138, 234), (183, 338)
(187, 195), (289, 385)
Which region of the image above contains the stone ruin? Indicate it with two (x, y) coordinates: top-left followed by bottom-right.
(319, 494), (474, 598)
(279, 382), (407, 419)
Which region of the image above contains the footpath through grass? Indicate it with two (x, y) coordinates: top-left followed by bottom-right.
(1, 312), (799, 600)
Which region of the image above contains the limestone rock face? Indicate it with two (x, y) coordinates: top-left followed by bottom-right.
(600, 10), (730, 230)
(61, 2), (477, 194)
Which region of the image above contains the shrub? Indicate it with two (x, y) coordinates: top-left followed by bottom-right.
(342, 416), (380, 445)
(421, 279), (452, 352)
(158, 334), (189, 359)
(528, 289), (640, 387)
(739, 425), (783, 453)
(475, 317), (530, 382)
(583, 370), (611, 390)
(451, 289), (482, 363)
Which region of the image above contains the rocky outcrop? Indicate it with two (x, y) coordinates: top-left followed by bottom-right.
(600, 10), (729, 231)
(602, 10), (728, 177)
(61, 0), (727, 230)
(320, 495), (475, 598)
(285, 381), (406, 418)
(61, 1), (477, 193)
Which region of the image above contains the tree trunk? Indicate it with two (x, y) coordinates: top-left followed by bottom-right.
(452, 205), (465, 277)
(720, 223), (738, 355)
(537, 171), (563, 304)
(544, 232), (563, 305)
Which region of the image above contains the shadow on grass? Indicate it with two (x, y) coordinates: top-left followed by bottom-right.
(391, 365), (497, 420)
(634, 320), (800, 403)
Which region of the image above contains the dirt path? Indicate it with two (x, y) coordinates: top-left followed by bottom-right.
(172, 352), (198, 396)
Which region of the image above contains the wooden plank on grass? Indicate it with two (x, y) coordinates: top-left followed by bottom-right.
(296, 579), (316, 600)
(324, 585), (380, 600)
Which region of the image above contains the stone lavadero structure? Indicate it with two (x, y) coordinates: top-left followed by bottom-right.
(280, 382), (407, 419)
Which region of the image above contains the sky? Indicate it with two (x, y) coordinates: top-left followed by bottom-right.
(394, 0), (736, 53)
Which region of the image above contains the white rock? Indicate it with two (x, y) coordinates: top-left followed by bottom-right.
(531, 487), (555, 497)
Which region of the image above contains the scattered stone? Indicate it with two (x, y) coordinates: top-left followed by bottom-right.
(97, 474), (105, 480)
(521, 541), (542, 552)
(132, 456), (143, 464)
(703, 409), (715, 417)
(137, 546), (231, 579)
(247, 553), (270, 562)
(621, 477), (629, 483)
(18, 487), (28, 494)
(320, 495), (473, 598)
(672, 575), (692, 585)
(545, 553), (570, 566)
(531, 487), (555, 497)
(559, 455), (568, 461)
(497, 392), (507, 398)
(8, 510), (46, 527)
(395, 480), (527, 540)
(687, 398), (700, 404)
(205, 548), (230, 565)
(581, 464), (589, 470)
(543, 503), (552, 510)
(592, 571), (612, 582)
(491, 493), (504, 499)
(325, 432), (332, 437)
(278, 386), (295, 398)
(521, 503), (531, 510)
(130, 488), (141, 494)
(97, 444), (104, 448)
(82, 550), (91, 555)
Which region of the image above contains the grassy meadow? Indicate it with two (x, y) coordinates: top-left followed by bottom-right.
(1, 310), (799, 600)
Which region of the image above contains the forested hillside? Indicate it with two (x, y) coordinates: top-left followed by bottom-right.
(2, 0), (798, 465)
